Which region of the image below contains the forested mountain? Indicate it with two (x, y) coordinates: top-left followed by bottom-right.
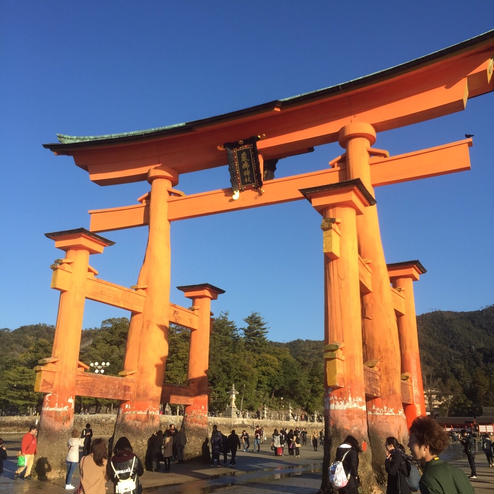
(0, 306), (492, 416)
(417, 305), (494, 416)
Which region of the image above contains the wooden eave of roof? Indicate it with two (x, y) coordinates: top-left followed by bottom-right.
(42, 31), (494, 185)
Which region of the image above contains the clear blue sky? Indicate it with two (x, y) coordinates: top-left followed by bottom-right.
(2, 1), (493, 342)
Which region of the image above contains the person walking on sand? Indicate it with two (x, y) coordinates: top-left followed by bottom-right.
(0, 438), (7, 476)
(227, 430), (241, 465)
(79, 438), (108, 494)
(108, 437), (144, 494)
(460, 429), (477, 479)
(15, 425), (37, 480)
(384, 436), (411, 494)
(65, 428), (84, 490)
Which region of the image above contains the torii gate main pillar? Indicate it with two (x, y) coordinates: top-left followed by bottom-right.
(115, 166), (178, 455)
(301, 179), (375, 490)
(338, 123), (408, 469)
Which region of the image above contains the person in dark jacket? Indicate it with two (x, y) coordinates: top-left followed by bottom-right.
(211, 425), (223, 466)
(108, 437), (144, 494)
(334, 435), (361, 494)
(460, 430), (477, 478)
(81, 423), (93, 457)
(227, 430), (241, 465)
(0, 438), (7, 475)
(221, 432), (229, 464)
(481, 434), (493, 467)
(150, 431), (163, 472)
(385, 436), (411, 494)
(201, 437), (211, 464)
(409, 416), (473, 494)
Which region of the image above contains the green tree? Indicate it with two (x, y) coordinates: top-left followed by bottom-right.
(241, 312), (268, 354)
(208, 313), (243, 412)
(165, 324), (190, 384)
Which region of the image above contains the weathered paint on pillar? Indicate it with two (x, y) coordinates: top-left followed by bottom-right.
(300, 180), (375, 491)
(37, 229), (113, 478)
(117, 166), (178, 457)
(339, 123), (408, 468)
(178, 283), (224, 458)
(388, 261), (427, 426)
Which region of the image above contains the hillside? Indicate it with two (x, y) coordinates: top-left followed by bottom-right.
(417, 305), (494, 415)
(0, 306), (492, 416)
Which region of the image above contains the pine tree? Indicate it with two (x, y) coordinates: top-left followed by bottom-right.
(242, 312), (268, 354)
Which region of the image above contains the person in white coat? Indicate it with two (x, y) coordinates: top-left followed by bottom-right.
(66, 428), (84, 490)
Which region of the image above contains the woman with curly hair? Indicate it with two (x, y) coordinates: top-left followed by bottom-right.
(408, 416), (473, 494)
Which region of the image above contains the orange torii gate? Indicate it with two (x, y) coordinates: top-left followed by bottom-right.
(36, 31), (493, 480)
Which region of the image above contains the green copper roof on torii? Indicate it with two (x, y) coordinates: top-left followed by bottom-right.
(50, 30), (493, 148)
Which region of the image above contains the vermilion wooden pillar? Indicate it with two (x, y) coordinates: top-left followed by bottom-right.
(37, 229), (113, 477)
(338, 123), (408, 468)
(388, 261), (427, 426)
(178, 283), (224, 457)
(116, 166), (178, 454)
(300, 179), (374, 490)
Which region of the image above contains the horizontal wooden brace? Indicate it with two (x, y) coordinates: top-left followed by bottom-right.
(34, 366), (135, 401)
(50, 268), (200, 330)
(162, 383), (196, 406)
(85, 276), (146, 312)
(169, 303), (199, 331)
(89, 139), (472, 232)
(75, 373), (134, 401)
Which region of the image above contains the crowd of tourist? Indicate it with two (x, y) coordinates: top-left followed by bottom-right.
(2, 416), (492, 493)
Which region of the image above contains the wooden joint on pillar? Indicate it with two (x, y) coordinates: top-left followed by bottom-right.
(50, 258), (73, 271)
(358, 255), (373, 294)
(77, 360), (90, 371)
(119, 369), (137, 376)
(401, 377), (414, 405)
(321, 218), (341, 259)
(364, 360), (381, 398)
(87, 264), (99, 277)
(38, 357), (59, 365)
(368, 147), (390, 159)
(391, 286), (406, 315)
(324, 342), (345, 389)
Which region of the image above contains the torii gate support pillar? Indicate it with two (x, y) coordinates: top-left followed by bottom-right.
(115, 166), (178, 459)
(178, 283), (224, 458)
(36, 229), (113, 478)
(301, 180), (376, 492)
(339, 123), (408, 471)
(388, 261), (427, 426)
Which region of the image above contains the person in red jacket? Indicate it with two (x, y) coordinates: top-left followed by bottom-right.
(15, 425), (37, 480)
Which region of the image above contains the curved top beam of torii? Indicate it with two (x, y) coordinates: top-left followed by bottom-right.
(43, 31), (493, 187)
